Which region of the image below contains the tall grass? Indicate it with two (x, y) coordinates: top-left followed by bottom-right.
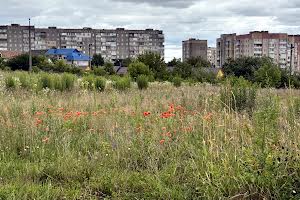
(0, 71), (300, 199)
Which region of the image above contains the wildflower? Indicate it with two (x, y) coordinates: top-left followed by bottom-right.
(35, 111), (44, 116)
(35, 118), (43, 126)
(168, 104), (175, 112)
(42, 136), (49, 143)
(203, 113), (213, 121)
(143, 111), (151, 117)
(160, 112), (175, 119)
(92, 112), (98, 116)
(58, 108), (64, 111)
(162, 127), (167, 131)
(159, 139), (165, 145)
(166, 132), (172, 138)
(76, 111), (82, 117)
(176, 105), (184, 111)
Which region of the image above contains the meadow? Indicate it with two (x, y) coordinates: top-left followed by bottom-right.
(0, 71), (300, 199)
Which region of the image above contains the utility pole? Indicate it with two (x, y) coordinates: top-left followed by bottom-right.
(290, 43), (295, 77)
(28, 18), (32, 71)
(89, 44), (92, 70)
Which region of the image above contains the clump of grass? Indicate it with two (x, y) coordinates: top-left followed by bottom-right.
(94, 77), (106, 92)
(113, 76), (131, 91)
(136, 75), (149, 90)
(172, 76), (182, 87)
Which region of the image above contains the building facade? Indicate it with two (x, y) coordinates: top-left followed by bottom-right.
(217, 31), (300, 72)
(0, 24), (164, 61)
(182, 38), (207, 62)
(207, 47), (217, 67)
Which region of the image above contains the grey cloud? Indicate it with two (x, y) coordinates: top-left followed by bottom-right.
(110, 0), (199, 8)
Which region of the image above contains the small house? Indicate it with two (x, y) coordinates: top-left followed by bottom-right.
(45, 48), (91, 70)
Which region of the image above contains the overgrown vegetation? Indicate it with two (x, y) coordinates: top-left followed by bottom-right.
(0, 71), (299, 199)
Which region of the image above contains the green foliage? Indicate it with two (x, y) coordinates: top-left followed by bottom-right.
(137, 51), (167, 80)
(4, 75), (17, 89)
(172, 76), (182, 87)
(94, 77), (106, 92)
(114, 76), (131, 91)
(92, 67), (107, 76)
(193, 68), (217, 84)
(136, 75), (149, 90)
(61, 73), (76, 91)
(104, 62), (115, 75)
(187, 56), (211, 68)
(220, 77), (257, 114)
(223, 57), (273, 82)
(121, 58), (133, 68)
(128, 61), (151, 80)
(255, 63), (282, 88)
(91, 54), (104, 67)
(82, 75), (96, 90)
(38, 73), (54, 90)
(173, 62), (192, 79)
(167, 58), (181, 67)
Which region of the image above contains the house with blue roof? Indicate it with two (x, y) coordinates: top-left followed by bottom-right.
(45, 48), (91, 70)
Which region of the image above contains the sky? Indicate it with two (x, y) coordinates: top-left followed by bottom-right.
(1, 0), (300, 61)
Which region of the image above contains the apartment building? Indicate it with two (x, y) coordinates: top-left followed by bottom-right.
(207, 47), (217, 67)
(0, 24), (164, 61)
(182, 38), (207, 62)
(217, 31), (300, 72)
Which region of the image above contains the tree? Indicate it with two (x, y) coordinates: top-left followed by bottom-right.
(121, 58), (133, 68)
(168, 58), (181, 67)
(187, 57), (210, 68)
(6, 54), (43, 71)
(91, 54), (104, 67)
(173, 62), (193, 79)
(137, 51), (167, 80)
(254, 63), (281, 88)
(0, 57), (5, 69)
(222, 56), (273, 82)
(104, 62), (115, 75)
(128, 61), (152, 80)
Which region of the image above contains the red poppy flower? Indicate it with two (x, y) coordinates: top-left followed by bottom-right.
(159, 139), (165, 145)
(143, 111), (151, 117)
(35, 118), (43, 126)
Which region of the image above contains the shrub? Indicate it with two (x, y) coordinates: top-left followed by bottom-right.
(32, 66), (41, 73)
(61, 73), (75, 91)
(17, 72), (32, 89)
(128, 61), (151, 80)
(104, 62), (115, 75)
(220, 77), (257, 114)
(4, 76), (17, 89)
(114, 76), (131, 91)
(38, 73), (54, 90)
(136, 75), (149, 90)
(93, 67), (107, 76)
(82, 75), (96, 90)
(254, 63), (281, 88)
(172, 76), (182, 87)
(94, 77), (106, 92)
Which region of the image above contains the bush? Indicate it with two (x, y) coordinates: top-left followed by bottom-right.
(172, 76), (182, 87)
(254, 63), (281, 88)
(38, 73), (54, 90)
(128, 61), (151, 80)
(94, 77), (106, 92)
(136, 75), (149, 90)
(4, 76), (17, 89)
(61, 73), (75, 91)
(93, 67), (107, 76)
(104, 62), (115, 75)
(114, 76), (131, 91)
(82, 75), (96, 90)
(220, 77), (257, 114)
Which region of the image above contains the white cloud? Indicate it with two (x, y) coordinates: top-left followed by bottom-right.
(1, 0), (300, 61)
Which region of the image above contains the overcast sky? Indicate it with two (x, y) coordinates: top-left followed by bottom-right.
(1, 0), (300, 61)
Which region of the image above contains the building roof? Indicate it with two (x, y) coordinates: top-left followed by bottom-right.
(66, 52), (91, 61)
(46, 48), (80, 55)
(46, 48), (90, 61)
(0, 50), (22, 59)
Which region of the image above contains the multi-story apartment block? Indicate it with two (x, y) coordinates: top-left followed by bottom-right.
(0, 24), (164, 61)
(217, 31), (300, 72)
(207, 47), (217, 67)
(182, 38), (207, 62)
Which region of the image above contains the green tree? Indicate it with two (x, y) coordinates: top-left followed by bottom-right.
(121, 58), (133, 68)
(168, 58), (181, 67)
(222, 57), (273, 82)
(137, 51), (167, 80)
(91, 54), (104, 67)
(0, 57), (5, 69)
(6, 54), (44, 71)
(173, 62), (193, 79)
(104, 62), (115, 75)
(128, 61), (152, 80)
(254, 63), (282, 88)
(187, 57), (211, 68)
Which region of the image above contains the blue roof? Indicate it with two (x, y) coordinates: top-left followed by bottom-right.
(46, 48), (79, 55)
(66, 52), (91, 61)
(46, 48), (91, 61)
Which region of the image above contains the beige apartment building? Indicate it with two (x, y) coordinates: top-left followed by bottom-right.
(182, 38), (207, 62)
(217, 31), (300, 72)
(207, 47), (217, 67)
(0, 24), (164, 61)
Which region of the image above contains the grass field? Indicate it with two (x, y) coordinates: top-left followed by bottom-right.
(1, 72), (300, 199)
